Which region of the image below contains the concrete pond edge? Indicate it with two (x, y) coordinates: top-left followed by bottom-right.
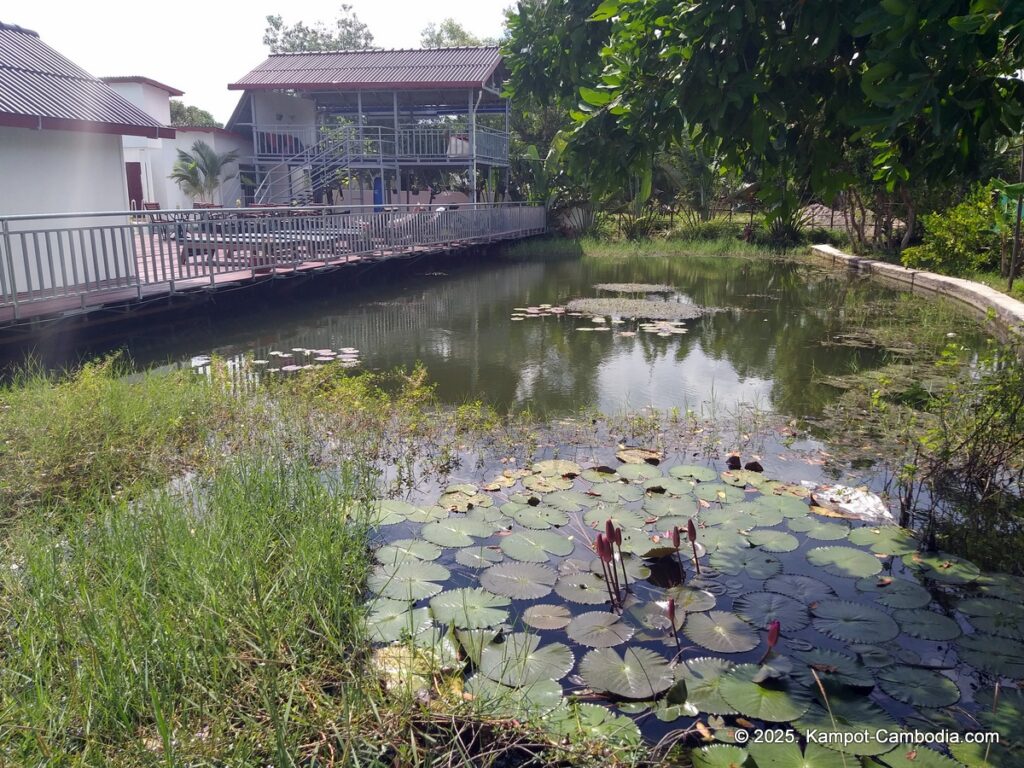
(808, 244), (1024, 348)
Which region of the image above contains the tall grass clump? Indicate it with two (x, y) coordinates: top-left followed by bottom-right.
(0, 455), (375, 766)
(0, 357), (229, 518)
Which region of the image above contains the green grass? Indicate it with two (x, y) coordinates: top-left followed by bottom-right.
(0, 357), (232, 519)
(966, 269), (1024, 302)
(0, 455), (376, 766)
(503, 234), (779, 260)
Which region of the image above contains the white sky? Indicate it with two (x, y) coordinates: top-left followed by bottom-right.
(9, 0), (510, 124)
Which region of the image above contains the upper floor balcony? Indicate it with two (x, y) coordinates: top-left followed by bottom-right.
(251, 124), (509, 167)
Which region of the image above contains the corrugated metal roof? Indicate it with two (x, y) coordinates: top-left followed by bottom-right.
(0, 21), (174, 138)
(229, 47), (502, 91)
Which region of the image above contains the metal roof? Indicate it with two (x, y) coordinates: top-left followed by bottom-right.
(0, 22), (174, 138)
(101, 75), (184, 97)
(228, 47), (503, 92)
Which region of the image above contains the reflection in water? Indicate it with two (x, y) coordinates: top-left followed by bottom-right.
(2, 251), (989, 418)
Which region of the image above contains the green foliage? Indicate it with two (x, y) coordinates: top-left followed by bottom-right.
(0, 357), (226, 517)
(263, 4), (374, 52)
(421, 18), (495, 47)
(169, 99), (221, 128)
(169, 139), (240, 203)
(901, 184), (1003, 274)
(0, 456), (374, 764)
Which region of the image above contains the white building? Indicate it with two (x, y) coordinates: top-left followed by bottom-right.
(0, 22), (172, 218)
(102, 76), (252, 209)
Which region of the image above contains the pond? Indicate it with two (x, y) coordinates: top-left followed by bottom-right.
(6, 247), (990, 422)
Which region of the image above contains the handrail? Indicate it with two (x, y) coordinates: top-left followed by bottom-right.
(0, 204), (547, 321)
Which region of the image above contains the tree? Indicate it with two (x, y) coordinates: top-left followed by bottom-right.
(505, 0), (1024, 233)
(169, 140), (240, 203)
(420, 18), (496, 47)
(169, 100), (221, 129)
(263, 4), (374, 53)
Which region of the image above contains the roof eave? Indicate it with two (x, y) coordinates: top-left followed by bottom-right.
(228, 80), (492, 92)
(0, 112), (175, 139)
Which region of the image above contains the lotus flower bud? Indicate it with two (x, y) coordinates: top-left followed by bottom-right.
(687, 518), (697, 544)
(767, 619), (781, 649)
(614, 526), (622, 547)
(596, 533), (611, 562)
(671, 525), (681, 549)
(667, 598), (677, 627)
(605, 519), (616, 543)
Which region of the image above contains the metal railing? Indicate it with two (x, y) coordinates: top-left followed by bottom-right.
(0, 204), (547, 321)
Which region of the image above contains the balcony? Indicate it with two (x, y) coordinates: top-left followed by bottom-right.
(252, 124), (509, 167)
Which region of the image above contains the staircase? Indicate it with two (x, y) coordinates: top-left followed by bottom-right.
(252, 129), (360, 206)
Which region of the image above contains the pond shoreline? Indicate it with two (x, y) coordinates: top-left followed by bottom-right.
(809, 244), (1024, 348)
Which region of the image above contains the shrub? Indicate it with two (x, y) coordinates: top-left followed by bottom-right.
(675, 218), (745, 241)
(901, 184), (1001, 275)
(805, 226), (850, 248)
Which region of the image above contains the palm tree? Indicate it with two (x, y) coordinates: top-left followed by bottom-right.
(169, 140), (240, 203)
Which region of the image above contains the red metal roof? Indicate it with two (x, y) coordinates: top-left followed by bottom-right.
(228, 47), (502, 92)
(101, 75), (185, 97)
(0, 22), (174, 138)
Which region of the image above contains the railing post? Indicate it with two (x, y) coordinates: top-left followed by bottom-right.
(0, 218), (18, 318)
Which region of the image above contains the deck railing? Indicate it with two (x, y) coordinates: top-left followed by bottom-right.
(0, 203), (546, 322)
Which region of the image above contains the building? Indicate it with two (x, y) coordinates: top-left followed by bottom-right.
(102, 76), (252, 210)
(0, 22), (172, 218)
(226, 47), (509, 207)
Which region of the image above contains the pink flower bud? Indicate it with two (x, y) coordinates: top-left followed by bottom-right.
(767, 620), (781, 649)
(596, 533), (611, 563)
(671, 526), (681, 549)
(687, 518), (697, 544)
(667, 598), (677, 627)
(605, 519), (616, 543)
(614, 527), (622, 547)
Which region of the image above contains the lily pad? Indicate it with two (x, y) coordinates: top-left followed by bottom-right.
(684, 611), (759, 653)
(876, 666), (960, 708)
(855, 575), (932, 609)
(676, 657), (737, 715)
(700, 506), (758, 529)
(690, 745), (750, 768)
(523, 474), (574, 493)
(734, 591), (810, 632)
(695, 483), (747, 504)
(454, 545), (503, 569)
(882, 745), (969, 768)
(479, 632), (574, 687)
(480, 561), (557, 599)
(532, 459), (582, 478)
(764, 574), (835, 604)
(501, 529), (575, 562)
(545, 490), (598, 512)
(366, 599), (432, 642)
(579, 646), (674, 699)
(371, 499), (419, 525)
(567, 611), (636, 647)
(753, 494), (808, 518)
(455, 629), (499, 665)
(589, 481), (644, 503)
(748, 742), (849, 768)
(792, 647), (875, 688)
(465, 675), (563, 718)
(368, 560), (451, 601)
(644, 476), (696, 496)
(903, 551), (981, 585)
(646, 495), (698, 518)
(893, 609), (961, 641)
(669, 464), (719, 482)
(582, 506), (647, 530)
(812, 599), (900, 643)
(807, 546), (883, 578)
(546, 702), (641, 744)
(429, 588), (510, 629)
(787, 516), (850, 541)
(721, 469), (768, 488)
(747, 529), (800, 553)
(375, 538), (442, 564)
(523, 603), (572, 630)
(664, 585), (717, 613)
(794, 695), (901, 756)
(847, 525), (919, 555)
(554, 570), (612, 605)
(510, 504), (570, 529)
(719, 663), (813, 722)
(710, 548), (783, 579)
(957, 633), (1024, 678)
(421, 517), (495, 548)
(617, 463), (663, 481)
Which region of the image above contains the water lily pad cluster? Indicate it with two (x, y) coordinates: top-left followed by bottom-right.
(594, 283), (675, 294)
(251, 346), (361, 372)
(365, 454), (1024, 766)
(566, 297), (707, 322)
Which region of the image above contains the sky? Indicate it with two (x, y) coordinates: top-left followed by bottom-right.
(9, 0), (511, 124)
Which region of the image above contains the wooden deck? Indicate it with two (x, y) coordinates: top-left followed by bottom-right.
(0, 205), (546, 326)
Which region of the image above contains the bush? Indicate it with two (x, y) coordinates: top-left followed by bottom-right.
(805, 226), (850, 248)
(675, 218), (745, 241)
(901, 184), (1001, 275)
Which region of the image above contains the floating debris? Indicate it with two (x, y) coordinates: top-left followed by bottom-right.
(566, 298), (708, 321)
(595, 283), (674, 294)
